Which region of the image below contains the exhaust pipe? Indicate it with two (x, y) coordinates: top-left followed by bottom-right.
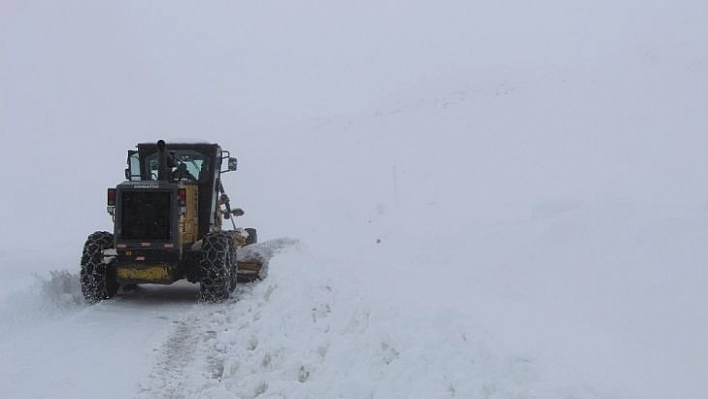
(157, 140), (169, 181)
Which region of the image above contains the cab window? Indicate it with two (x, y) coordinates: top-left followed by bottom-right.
(144, 150), (210, 182)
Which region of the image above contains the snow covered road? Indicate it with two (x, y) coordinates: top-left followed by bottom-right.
(0, 272), (197, 398)
(0, 239), (605, 399)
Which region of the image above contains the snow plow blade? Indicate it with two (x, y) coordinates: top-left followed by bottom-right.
(234, 238), (298, 283)
(236, 260), (265, 283)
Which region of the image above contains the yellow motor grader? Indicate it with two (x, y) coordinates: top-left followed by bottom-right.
(80, 140), (263, 302)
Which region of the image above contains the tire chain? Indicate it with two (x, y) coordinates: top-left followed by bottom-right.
(223, 233), (238, 292)
(199, 232), (236, 302)
(80, 231), (117, 302)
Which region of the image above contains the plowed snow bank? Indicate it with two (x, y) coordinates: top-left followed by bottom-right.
(137, 242), (603, 399)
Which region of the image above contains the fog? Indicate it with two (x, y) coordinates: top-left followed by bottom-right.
(2, 1), (708, 397)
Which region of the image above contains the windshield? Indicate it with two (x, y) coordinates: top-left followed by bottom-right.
(144, 150), (210, 182)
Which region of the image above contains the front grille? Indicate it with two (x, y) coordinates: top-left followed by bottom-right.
(120, 190), (172, 240)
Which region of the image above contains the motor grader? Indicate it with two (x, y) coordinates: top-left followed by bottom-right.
(80, 140), (263, 302)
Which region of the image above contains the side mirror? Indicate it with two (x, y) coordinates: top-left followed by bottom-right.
(125, 168), (130, 180)
(228, 157), (238, 171)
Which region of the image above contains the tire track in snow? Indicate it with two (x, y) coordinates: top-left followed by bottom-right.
(137, 314), (202, 399)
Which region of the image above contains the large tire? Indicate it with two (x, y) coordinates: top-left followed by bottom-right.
(80, 231), (118, 302)
(245, 228), (257, 245)
(199, 232), (236, 302)
(225, 232), (239, 291)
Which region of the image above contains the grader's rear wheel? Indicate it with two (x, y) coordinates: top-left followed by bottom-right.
(80, 231), (118, 302)
(199, 232), (236, 302)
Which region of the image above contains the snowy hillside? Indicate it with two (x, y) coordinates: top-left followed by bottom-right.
(2, 1), (708, 398)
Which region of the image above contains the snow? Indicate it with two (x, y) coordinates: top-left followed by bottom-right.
(2, 1), (708, 398)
